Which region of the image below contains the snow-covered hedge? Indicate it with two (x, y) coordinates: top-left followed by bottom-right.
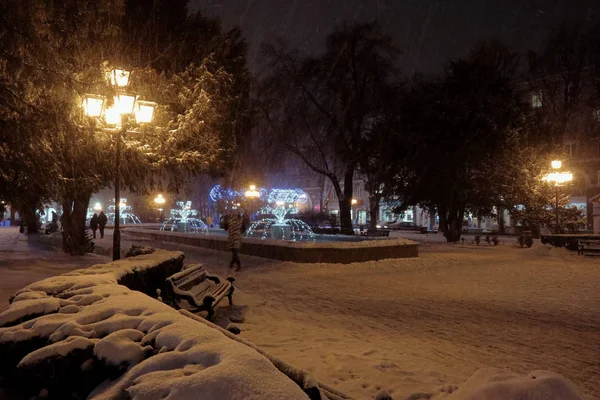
(0, 250), (312, 399)
(440, 367), (585, 400)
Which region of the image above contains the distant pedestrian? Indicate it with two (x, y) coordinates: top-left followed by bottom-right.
(98, 211), (108, 238)
(223, 212), (246, 271)
(90, 213), (99, 239)
(206, 215), (213, 228)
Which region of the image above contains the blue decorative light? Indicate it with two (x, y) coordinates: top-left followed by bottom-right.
(209, 185), (241, 202)
(267, 189), (308, 204)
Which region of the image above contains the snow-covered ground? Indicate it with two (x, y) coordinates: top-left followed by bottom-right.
(1, 228), (598, 399)
(0, 227), (108, 306)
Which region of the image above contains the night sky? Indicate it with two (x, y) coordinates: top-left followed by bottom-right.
(191, 0), (598, 74)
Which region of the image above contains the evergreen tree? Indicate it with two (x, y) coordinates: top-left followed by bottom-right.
(0, 0), (252, 252)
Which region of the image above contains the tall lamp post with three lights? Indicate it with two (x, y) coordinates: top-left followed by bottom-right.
(154, 194), (166, 222)
(81, 68), (157, 260)
(542, 160), (573, 233)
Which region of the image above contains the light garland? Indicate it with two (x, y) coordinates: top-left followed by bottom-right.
(246, 188), (314, 241)
(170, 201), (197, 221)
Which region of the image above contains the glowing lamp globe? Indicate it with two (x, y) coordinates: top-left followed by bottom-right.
(134, 101), (157, 123)
(93, 202), (102, 211)
(154, 194), (165, 205)
(107, 68), (131, 88)
(116, 94), (136, 115)
(351, 199), (358, 205)
(551, 160), (562, 169)
(82, 95), (104, 118)
(103, 105), (121, 125)
(543, 171), (573, 185)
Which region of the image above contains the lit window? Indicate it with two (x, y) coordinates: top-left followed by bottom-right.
(531, 93), (542, 108)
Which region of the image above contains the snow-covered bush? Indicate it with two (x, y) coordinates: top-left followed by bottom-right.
(442, 367), (584, 400)
(0, 250), (310, 400)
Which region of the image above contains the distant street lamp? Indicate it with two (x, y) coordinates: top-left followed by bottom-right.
(245, 184), (260, 220)
(154, 194), (165, 213)
(82, 67), (158, 260)
(542, 160), (573, 232)
(551, 160), (562, 169)
(93, 202), (102, 212)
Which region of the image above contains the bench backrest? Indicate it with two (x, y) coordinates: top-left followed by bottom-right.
(168, 265), (207, 292)
(579, 240), (600, 246)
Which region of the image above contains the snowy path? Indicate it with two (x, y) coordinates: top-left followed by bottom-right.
(1, 228), (599, 399)
(0, 228), (108, 306)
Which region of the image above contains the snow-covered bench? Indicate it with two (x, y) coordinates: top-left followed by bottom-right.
(166, 264), (235, 320)
(577, 239), (600, 255)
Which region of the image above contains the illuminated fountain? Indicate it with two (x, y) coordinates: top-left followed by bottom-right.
(90, 198), (141, 224)
(246, 189), (315, 241)
(161, 201), (208, 234)
(109, 198), (141, 224)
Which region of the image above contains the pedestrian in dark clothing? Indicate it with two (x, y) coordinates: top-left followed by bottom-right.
(90, 213), (99, 239)
(223, 212), (245, 271)
(98, 211), (108, 238)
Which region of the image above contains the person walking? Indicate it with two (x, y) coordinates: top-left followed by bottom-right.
(98, 211), (108, 239)
(223, 212), (245, 271)
(90, 213), (99, 239)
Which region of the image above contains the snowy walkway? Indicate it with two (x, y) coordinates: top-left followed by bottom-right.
(2, 228), (599, 399)
(0, 228), (108, 306)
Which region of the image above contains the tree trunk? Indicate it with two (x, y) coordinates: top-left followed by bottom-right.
(369, 195), (380, 232)
(339, 199), (353, 235)
(339, 166), (355, 235)
(61, 198), (73, 251)
(497, 206), (505, 234)
(62, 192), (92, 255)
(439, 204), (465, 242)
(447, 206), (465, 242)
(319, 178), (325, 215)
(22, 206), (39, 234)
(428, 206), (436, 230)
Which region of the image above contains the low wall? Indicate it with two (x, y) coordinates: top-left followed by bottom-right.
(122, 228), (419, 263)
(0, 250), (331, 400)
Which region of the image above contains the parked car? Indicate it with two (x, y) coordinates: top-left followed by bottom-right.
(376, 220), (397, 229)
(397, 222), (429, 234)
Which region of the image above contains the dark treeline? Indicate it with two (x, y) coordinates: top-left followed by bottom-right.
(257, 21), (600, 241)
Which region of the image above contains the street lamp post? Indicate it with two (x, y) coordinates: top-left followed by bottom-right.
(82, 67), (157, 261)
(154, 194), (165, 213)
(542, 160), (573, 233)
(244, 185), (260, 221)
